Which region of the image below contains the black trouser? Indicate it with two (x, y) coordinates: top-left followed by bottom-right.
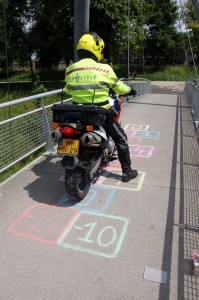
(104, 120), (132, 173)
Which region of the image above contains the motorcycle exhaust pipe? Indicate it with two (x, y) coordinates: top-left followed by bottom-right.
(80, 132), (102, 147)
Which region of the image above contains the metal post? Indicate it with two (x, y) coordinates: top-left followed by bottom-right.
(140, 0), (145, 77)
(3, 0), (10, 101)
(127, 0), (130, 81)
(74, 0), (90, 62)
(40, 98), (55, 153)
(192, 0), (199, 21)
(186, 29), (198, 79)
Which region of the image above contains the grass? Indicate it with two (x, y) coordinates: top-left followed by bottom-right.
(7, 70), (33, 81)
(1, 64), (198, 83)
(0, 69), (65, 82)
(0, 90), (65, 121)
(143, 65), (196, 81)
(115, 64), (198, 81)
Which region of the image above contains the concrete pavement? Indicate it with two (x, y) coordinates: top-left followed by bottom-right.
(0, 90), (199, 300)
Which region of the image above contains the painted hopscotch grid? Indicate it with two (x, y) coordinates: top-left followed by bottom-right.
(58, 185), (115, 214)
(124, 124), (150, 131)
(7, 203), (79, 244)
(96, 169), (145, 191)
(124, 129), (142, 145)
(129, 145), (154, 158)
(57, 211), (129, 258)
(7, 204), (129, 259)
(132, 130), (160, 139)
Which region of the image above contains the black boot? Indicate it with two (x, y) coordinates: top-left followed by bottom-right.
(122, 169), (138, 182)
(119, 155), (138, 182)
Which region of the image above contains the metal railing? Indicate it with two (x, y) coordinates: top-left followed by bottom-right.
(121, 78), (151, 95)
(0, 89), (71, 173)
(184, 79), (199, 139)
(132, 78), (151, 94)
(0, 79), (151, 173)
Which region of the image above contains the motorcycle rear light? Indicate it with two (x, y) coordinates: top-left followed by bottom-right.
(60, 127), (81, 136)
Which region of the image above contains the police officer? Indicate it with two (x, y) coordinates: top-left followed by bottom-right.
(64, 31), (138, 182)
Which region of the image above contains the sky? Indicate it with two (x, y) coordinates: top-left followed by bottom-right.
(176, 0), (188, 32)
(177, 0), (187, 5)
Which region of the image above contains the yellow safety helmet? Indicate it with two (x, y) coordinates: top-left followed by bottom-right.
(77, 31), (105, 62)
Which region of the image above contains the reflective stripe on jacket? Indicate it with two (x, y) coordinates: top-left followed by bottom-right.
(64, 58), (131, 109)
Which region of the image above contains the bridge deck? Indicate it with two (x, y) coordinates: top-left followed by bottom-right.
(0, 91), (199, 300)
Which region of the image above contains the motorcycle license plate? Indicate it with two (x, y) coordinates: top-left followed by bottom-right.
(57, 139), (79, 155)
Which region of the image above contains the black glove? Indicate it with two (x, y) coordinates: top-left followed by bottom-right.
(124, 83), (137, 97)
(129, 88), (137, 96)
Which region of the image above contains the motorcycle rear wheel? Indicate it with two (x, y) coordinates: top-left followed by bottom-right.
(65, 168), (91, 201)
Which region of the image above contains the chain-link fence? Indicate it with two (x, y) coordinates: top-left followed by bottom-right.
(0, 89), (71, 173)
(184, 79), (199, 139)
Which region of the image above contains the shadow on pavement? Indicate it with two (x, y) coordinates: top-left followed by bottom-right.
(23, 155), (67, 206)
(23, 155), (122, 208)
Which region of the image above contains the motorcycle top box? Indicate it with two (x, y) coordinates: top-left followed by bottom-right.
(52, 103), (111, 125)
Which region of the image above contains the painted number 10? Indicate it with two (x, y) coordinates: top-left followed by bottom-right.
(77, 222), (118, 248)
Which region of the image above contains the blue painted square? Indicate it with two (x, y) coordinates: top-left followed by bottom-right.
(132, 130), (160, 139)
(58, 186), (115, 214)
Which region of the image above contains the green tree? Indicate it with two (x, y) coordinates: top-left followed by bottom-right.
(89, 0), (140, 63)
(0, 0), (5, 68)
(0, 0), (185, 71)
(183, 0), (199, 58)
(143, 0), (180, 67)
(27, 0), (74, 68)
(27, 0), (139, 67)
(0, 0), (30, 69)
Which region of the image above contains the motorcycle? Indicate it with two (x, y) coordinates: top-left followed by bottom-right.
(51, 103), (116, 201)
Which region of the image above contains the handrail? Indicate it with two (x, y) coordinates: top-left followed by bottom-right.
(120, 78), (151, 94)
(0, 89), (63, 108)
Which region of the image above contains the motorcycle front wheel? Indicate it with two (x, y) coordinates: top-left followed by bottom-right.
(65, 168), (91, 201)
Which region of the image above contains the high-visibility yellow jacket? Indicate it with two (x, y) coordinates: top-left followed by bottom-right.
(64, 58), (131, 109)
